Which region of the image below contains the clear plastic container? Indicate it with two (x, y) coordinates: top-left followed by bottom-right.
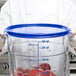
(5, 23), (70, 76)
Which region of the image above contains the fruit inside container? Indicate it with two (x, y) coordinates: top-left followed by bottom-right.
(13, 63), (56, 76)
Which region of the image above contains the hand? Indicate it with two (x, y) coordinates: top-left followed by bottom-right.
(71, 33), (76, 36)
(70, 33), (76, 38)
(69, 33), (76, 56)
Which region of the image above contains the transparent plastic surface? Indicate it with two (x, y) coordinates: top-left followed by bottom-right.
(7, 35), (70, 76)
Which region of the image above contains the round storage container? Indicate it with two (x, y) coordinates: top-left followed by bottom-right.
(5, 23), (70, 76)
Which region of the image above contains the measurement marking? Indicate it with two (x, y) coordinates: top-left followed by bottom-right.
(10, 41), (63, 46)
(10, 52), (67, 57)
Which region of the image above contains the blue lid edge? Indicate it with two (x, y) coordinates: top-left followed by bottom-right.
(5, 23), (71, 38)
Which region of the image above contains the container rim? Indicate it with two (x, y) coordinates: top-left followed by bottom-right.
(5, 23), (71, 38)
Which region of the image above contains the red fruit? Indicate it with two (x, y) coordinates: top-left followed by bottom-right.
(29, 69), (42, 76)
(23, 69), (30, 76)
(42, 71), (50, 76)
(33, 66), (40, 69)
(24, 69), (30, 73)
(29, 69), (56, 76)
(42, 70), (56, 76)
(39, 63), (51, 71)
(17, 71), (23, 76)
(23, 73), (29, 76)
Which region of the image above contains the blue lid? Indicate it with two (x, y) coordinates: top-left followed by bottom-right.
(5, 23), (71, 38)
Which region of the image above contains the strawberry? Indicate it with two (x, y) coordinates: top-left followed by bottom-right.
(23, 73), (29, 76)
(39, 63), (51, 71)
(24, 69), (30, 73)
(29, 69), (42, 76)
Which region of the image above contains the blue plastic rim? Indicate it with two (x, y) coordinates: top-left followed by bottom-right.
(5, 23), (71, 38)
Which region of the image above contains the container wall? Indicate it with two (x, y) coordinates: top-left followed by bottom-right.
(7, 35), (70, 76)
